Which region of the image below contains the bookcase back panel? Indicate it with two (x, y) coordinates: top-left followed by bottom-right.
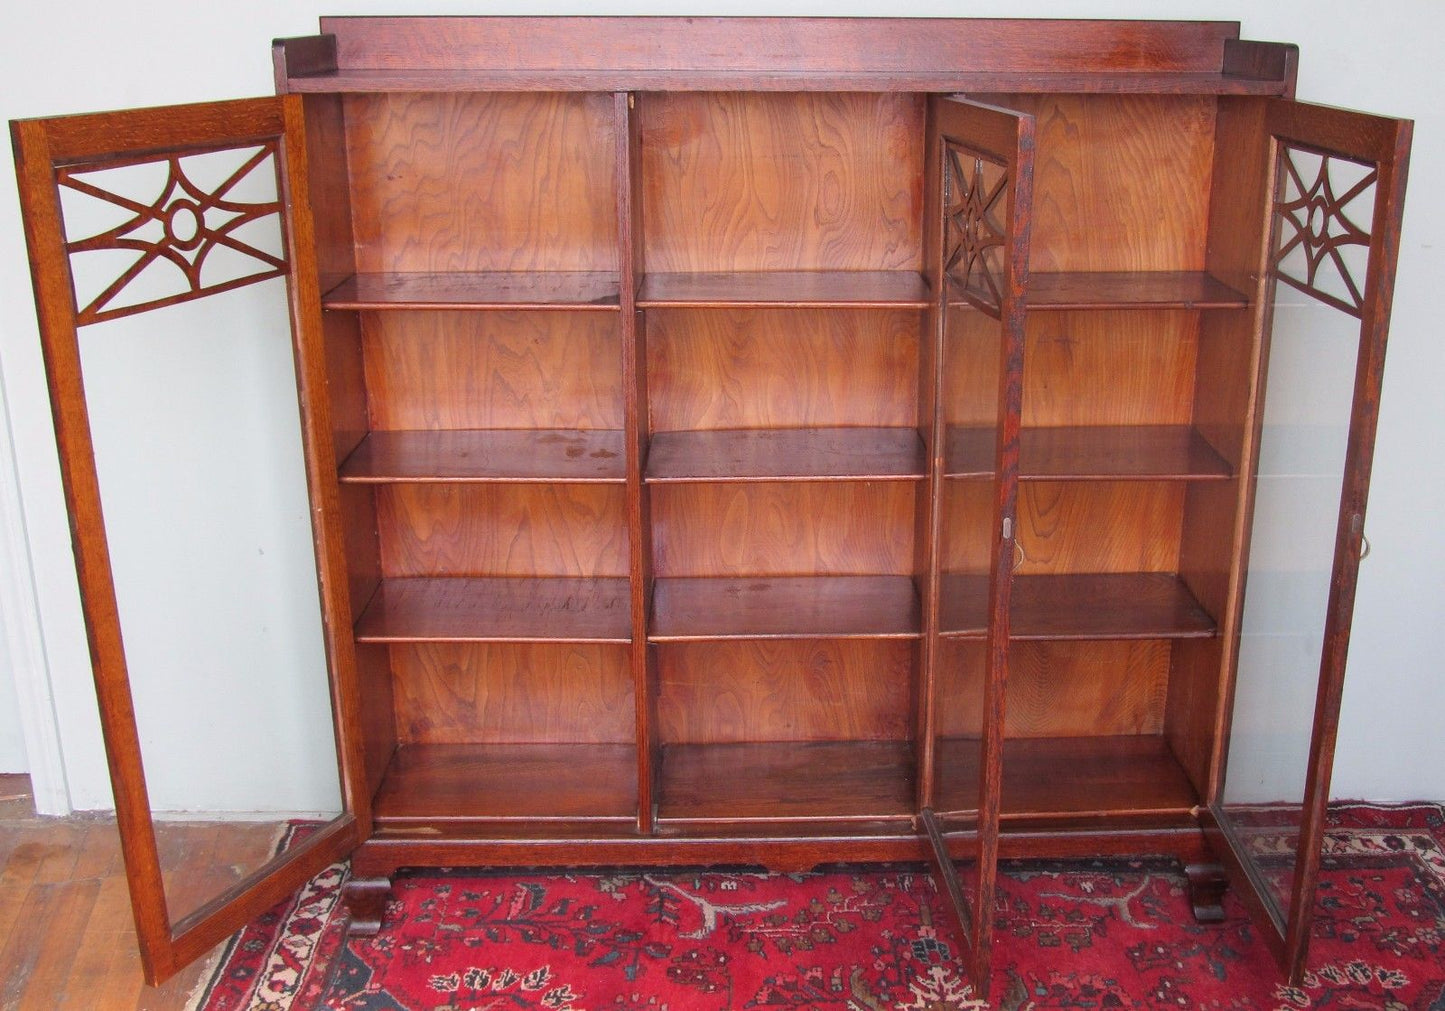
(345, 92), (619, 272)
(1022, 311), (1199, 427)
(647, 308), (921, 430)
(651, 483), (915, 577)
(938, 640), (1170, 738)
(657, 640), (913, 743)
(390, 642), (635, 744)
(376, 484), (629, 577)
(639, 92), (924, 272)
(362, 311), (623, 430)
(1011, 482), (1185, 575)
(984, 94), (1216, 272)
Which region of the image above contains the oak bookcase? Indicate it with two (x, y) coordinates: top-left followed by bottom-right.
(12, 17), (1411, 992)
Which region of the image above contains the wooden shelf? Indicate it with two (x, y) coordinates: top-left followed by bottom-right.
(935, 735), (1199, 820)
(651, 575), (920, 641)
(339, 429), (627, 484)
(373, 743), (638, 825)
(646, 427), (926, 483)
(946, 271), (1249, 311)
(637, 271), (931, 308)
(658, 740), (914, 825)
(321, 271), (621, 310)
(354, 577), (632, 644)
(945, 425), (1233, 481)
(939, 573), (1217, 640)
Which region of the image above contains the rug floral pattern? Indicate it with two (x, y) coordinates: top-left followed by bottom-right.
(191, 803), (1445, 1010)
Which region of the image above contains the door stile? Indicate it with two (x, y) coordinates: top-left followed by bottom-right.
(10, 96), (365, 984)
(615, 90), (657, 833)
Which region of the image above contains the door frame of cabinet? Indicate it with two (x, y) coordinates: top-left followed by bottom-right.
(1203, 97), (1412, 985)
(10, 95), (370, 985)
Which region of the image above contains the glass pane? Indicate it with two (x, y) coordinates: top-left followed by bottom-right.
(1221, 147), (1375, 924)
(60, 147), (344, 928)
(930, 140), (1011, 939)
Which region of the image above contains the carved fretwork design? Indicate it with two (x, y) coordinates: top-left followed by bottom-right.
(943, 141), (1009, 317)
(1273, 146), (1377, 319)
(58, 144), (288, 326)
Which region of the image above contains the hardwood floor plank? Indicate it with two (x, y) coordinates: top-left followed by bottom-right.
(0, 879), (102, 1010)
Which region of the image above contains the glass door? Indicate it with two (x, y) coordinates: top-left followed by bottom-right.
(12, 97), (368, 983)
(921, 94), (1033, 999)
(1211, 99), (1411, 983)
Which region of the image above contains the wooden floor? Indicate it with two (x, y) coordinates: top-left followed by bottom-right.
(0, 774), (284, 1010)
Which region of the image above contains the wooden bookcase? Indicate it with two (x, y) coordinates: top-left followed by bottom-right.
(12, 17), (1412, 992)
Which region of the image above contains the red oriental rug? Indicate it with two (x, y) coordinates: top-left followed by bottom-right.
(190, 802), (1445, 1010)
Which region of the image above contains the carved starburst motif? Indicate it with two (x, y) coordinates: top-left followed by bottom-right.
(943, 143), (1008, 313)
(1274, 147), (1377, 318)
(58, 144), (288, 326)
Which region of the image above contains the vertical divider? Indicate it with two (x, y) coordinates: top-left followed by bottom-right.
(915, 98), (946, 815)
(615, 91), (657, 833)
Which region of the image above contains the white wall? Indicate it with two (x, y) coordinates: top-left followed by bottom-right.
(1, 0), (1441, 813)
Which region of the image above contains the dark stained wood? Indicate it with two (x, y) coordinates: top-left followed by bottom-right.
(1023, 271), (1248, 309)
(1222, 41), (1297, 92)
(936, 735), (1200, 820)
(656, 640), (913, 743)
(922, 807), (976, 946)
(344, 91), (618, 273)
(340, 429), (627, 484)
(658, 740), (914, 824)
(288, 67), (1292, 96)
(340, 878), (392, 937)
(646, 427), (926, 483)
(375, 484), (628, 577)
(373, 743), (638, 824)
(1185, 862), (1229, 922)
(640, 92), (923, 272)
(390, 642), (635, 744)
(638, 271), (930, 307)
(647, 308), (920, 431)
(321, 18), (1244, 74)
(323, 271), (622, 310)
(355, 577), (632, 644)
(651, 575), (920, 641)
(947, 425), (1232, 480)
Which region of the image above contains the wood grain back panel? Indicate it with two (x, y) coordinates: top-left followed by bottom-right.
(362, 311), (623, 430)
(1011, 482), (1185, 575)
(982, 95), (1216, 272)
(640, 93), (924, 271)
(657, 640), (913, 743)
(647, 308), (921, 430)
(1022, 311), (1199, 427)
(376, 484), (628, 577)
(651, 483), (916, 577)
(345, 92), (618, 271)
(390, 642), (634, 744)
(937, 640), (1170, 738)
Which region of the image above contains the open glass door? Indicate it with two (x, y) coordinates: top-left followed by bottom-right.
(921, 95), (1032, 999)
(11, 97), (368, 984)
(1209, 100), (1411, 983)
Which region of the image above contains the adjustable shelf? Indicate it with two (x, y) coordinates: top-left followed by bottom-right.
(657, 740), (915, 826)
(637, 271), (931, 308)
(372, 743), (638, 826)
(945, 425), (1233, 481)
(935, 735), (1200, 822)
(939, 573), (1217, 640)
(646, 427), (927, 484)
(321, 271), (622, 310)
(650, 575), (921, 642)
(339, 429), (627, 484)
(946, 271), (1249, 310)
(354, 577), (632, 644)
